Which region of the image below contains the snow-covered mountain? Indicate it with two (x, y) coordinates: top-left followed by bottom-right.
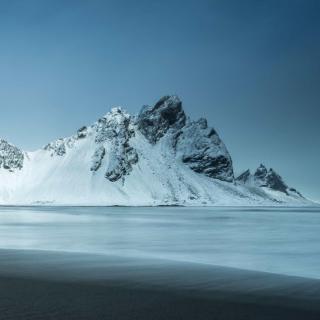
(236, 165), (304, 198)
(0, 95), (313, 206)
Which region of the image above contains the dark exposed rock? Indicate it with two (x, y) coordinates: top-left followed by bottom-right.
(93, 108), (138, 182)
(95, 108), (132, 144)
(0, 140), (24, 171)
(264, 168), (288, 194)
(90, 146), (105, 172)
(182, 154), (233, 182)
(236, 169), (251, 184)
(175, 118), (234, 182)
(105, 147), (139, 182)
(44, 139), (67, 156)
(137, 95), (186, 144)
(253, 164), (288, 193)
(172, 130), (183, 150)
(289, 187), (304, 197)
(77, 126), (88, 139)
(105, 167), (122, 182)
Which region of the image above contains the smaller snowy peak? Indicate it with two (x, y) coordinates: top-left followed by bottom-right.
(254, 164), (268, 181)
(137, 95), (186, 144)
(236, 164), (303, 197)
(0, 139), (24, 171)
(174, 118), (234, 182)
(254, 165), (287, 193)
(252, 164), (288, 194)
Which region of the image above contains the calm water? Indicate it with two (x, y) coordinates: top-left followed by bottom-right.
(0, 206), (319, 279)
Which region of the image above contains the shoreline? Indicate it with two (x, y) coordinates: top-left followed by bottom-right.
(0, 204), (318, 208)
(0, 249), (320, 319)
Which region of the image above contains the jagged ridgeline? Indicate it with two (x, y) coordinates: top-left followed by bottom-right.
(236, 164), (303, 198)
(0, 96), (310, 205)
(43, 95), (234, 184)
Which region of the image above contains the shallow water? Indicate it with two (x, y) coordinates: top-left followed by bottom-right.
(0, 206), (319, 279)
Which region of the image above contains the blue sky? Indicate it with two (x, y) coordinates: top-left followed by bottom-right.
(0, 0), (319, 201)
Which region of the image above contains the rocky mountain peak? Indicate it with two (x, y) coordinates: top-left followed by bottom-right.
(136, 95), (234, 182)
(0, 139), (24, 171)
(93, 107), (138, 182)
(95, 107), (132, 143)
(254, 164), (268, 181)
(237, 164), (302, 197)
(137, 95), (186, 144)
(253, 165), (286, 191)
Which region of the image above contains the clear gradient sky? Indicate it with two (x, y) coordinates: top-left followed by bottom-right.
(0, 0), (319, 201)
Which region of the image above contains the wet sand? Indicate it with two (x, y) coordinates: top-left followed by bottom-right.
(0, 249), (320, 319)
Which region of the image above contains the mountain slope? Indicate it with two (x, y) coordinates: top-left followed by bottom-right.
(0, 96), (313, 206)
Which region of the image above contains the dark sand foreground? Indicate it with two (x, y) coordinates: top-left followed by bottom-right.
(0, 250), (320, 319)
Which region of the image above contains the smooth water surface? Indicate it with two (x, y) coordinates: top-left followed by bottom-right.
(0, 206), (319, 279)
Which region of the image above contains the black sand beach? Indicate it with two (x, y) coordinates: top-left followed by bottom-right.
(0, 250), (320, 319)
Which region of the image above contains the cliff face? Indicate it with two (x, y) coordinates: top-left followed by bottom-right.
(137, 96), (234, 182)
